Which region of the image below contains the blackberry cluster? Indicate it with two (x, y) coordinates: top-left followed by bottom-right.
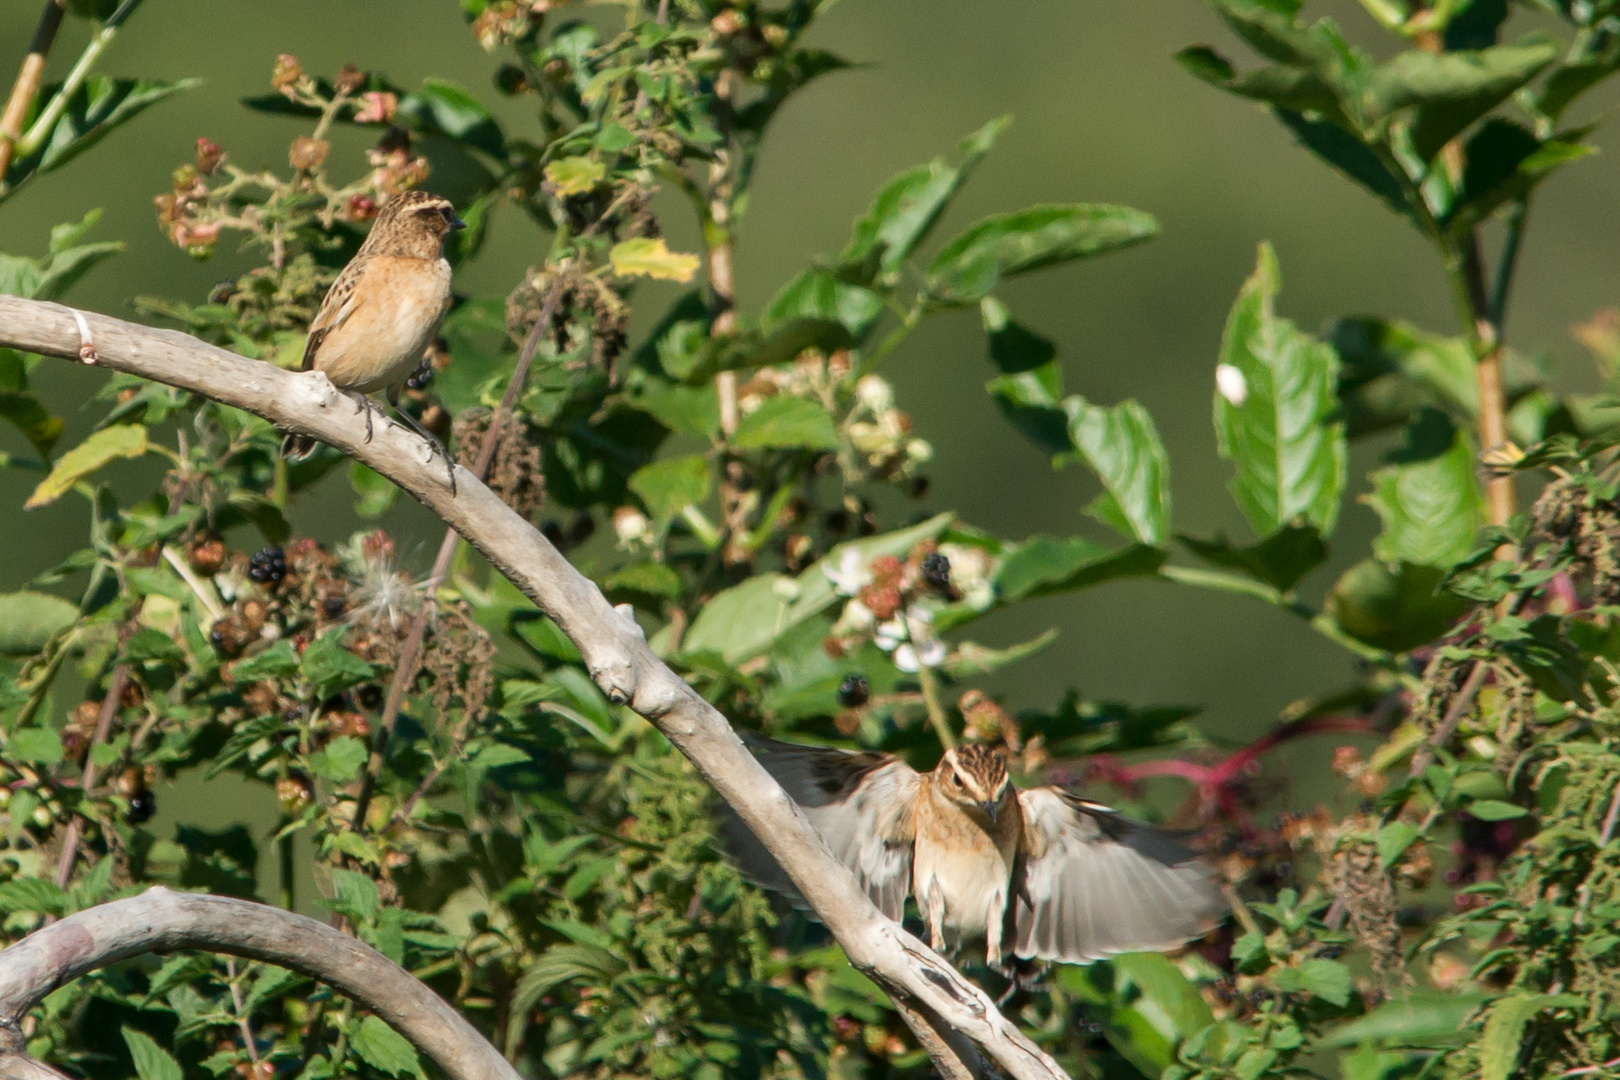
(920, 551), (952, 594)
(837, 674), (870, 708)
(124, 789), (156, 824)
(248, 546), (287, 584)
(405, 358), (435, 391)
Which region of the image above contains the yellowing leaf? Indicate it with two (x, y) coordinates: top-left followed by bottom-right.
(609, 237), (700, 283)
(544, 156), (605, 197)
(26, 424), (148, 508)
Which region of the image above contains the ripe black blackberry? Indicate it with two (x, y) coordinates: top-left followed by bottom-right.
(248, 546), (287, 584)
(404, 357), (435, 391)
(837, 674), (870, 708)
(124, 789), (156, 824)
(920, 551), (952, 594)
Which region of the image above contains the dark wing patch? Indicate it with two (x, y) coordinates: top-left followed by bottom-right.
(721, 732), (919, 922)
(1010, 788), (1226, 964)
(301, 258), (366, 371)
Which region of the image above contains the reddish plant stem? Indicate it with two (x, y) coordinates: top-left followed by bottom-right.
(0, 0), (66, 182)
(52, 666), (129, 890)
(1075, 715), (1375, 824)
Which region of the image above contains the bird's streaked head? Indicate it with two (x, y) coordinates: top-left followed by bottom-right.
(936, 743), (1011, 822)
(360, 190), (465, 257)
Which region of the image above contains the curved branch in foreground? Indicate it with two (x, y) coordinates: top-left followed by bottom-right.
(0, 888), (519, 1080)
(0, 297), (1068, 1080)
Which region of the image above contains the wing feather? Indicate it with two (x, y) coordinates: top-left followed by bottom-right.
(721, 733), (918, 922)
(301, 259), (366, 371)
(1011, 789), (1225, 964)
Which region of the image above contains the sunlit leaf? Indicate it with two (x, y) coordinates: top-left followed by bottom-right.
(609, 237), (701, 282)
(730, 397), (839, 452)
(25, 424), (149, 509)
(1213, 243), (1346, 537)
(926, 204), (1159, 306)
(1364, 409), (1483, 568)
(545, 156), (605, 196)
(1061, 396), (1171, 546)
(0, 590), (78, 654)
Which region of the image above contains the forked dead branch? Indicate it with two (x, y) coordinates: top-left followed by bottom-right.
(0, 294), (1069, 1080)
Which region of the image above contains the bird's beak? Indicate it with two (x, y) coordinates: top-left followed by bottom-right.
(979, 800), (999, 823)
(448, 213), (467, 231)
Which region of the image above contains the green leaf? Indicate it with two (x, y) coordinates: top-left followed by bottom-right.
(609, 237), (700, 282)
(125, 627), (186, 667)
(731, 397), (839, 452)
(1478, 994), (1583, 1080)
(10, 727), (63, 765)
(1365, 410), (1483, 568)
(1176, 45), (1344, 115)
(628, 454), (710, 523)
(301, 627), (375, 696)
(1274, 108), (1414, 222)
(1111, 952), (1217, 1040)
(1321, 992), (1489, 1047)
(1332, 316), (1479, 436)
(1377, 820), (1421, 867)
(1328, 560), (1468, 652)
(349, 462), (399, 519)
(1213, 243), (1347, 537)
(995, 536), (1166, 602)
(1467, 799), (1529, 821)
(1297, 958), (1353, 1006)
(926, 204), (1159, 306)
(2, 77), (198, 201)
(1366, 42), (1560, 163)
(308, 736), (368, 784)
(25, 424), (148, 509)
(1061, 396), (1171, 546)
(327, 867), (380, 923)
(842, 116), (1007, 280)
(0, 590), (78, 654)
(981, 297), (1056, 374)
(399, 78), (505, 158)
(1179, 524), (1327, 592)
(350, 1015), (423, 1078)
(985, 360), (1069, 458)
(230, 640), (300, 682)
(544, 156), (605, 196)
(762, 268), (883, 338)
(1445, 119), (1594, 235)
(0, 876), (66, 914)
(1532, 31), (1620, 123)
(0, 381), (64, 460)
(122, 1028), (183, 1080)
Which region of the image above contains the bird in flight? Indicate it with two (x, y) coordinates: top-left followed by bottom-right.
(281, 189), (463, 491)
(726, 735), (1226, 966)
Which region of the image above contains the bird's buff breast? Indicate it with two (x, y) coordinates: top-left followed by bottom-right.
(316, 257), (451, 393)
(913, 802), (1018, 936)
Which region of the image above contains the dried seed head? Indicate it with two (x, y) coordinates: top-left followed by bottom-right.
(271, 54), (303, 94)
(289, 136), (330, 171)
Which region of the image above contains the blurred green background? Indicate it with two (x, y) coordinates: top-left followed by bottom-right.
(2, 0), (1618, 803)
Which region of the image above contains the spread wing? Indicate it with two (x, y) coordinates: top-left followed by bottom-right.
(720, 733), (919, 921)
(301, 258), (367, 371)
(1011, 789), (1226, 964)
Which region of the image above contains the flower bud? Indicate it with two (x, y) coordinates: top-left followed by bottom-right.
(194, 137), (224, 175)
(271, 54), (303, 95)
(289, 136), (330, 171)
(855, 374), (893, 413)
(334, 64), (366, 95)
(354, 91), (398, 124)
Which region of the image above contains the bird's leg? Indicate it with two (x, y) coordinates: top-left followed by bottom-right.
(984, 891), (1005, 968)
(347, 392), (375, 443)
(921, 882), (947, 953)
(387, 387), (457, 496)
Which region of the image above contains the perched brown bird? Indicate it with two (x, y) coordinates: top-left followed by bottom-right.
(726, 736), (1226, 966)
(280, 189), (463, 486)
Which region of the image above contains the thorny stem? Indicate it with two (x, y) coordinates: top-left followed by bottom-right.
(225, 958), (263, 1065)
(348, 277), (569, 836)
(0, 0), (66, 182)
(901, 611), (955, 749)
(14, 0), (147, 159)
(1459, 233), (1515, 530)
(52, 666), (129, 890)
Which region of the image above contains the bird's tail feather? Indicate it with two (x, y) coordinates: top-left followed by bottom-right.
(280, 433), (318, 461)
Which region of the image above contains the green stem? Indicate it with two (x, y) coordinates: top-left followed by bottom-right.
(901, 611), (955, 749)
(860, 301), (923, 374)
(14, 0), (147, 156)
(1489, 199), (1529, 329)
(1158, 565), (1396, 667)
